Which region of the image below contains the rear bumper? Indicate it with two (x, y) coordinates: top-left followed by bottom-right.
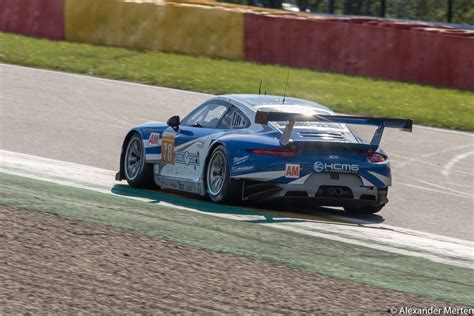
(244, 186), (388, 207)
(308, 190), (387, 207)
(246, 186), (388, 207)
(241, 174), (389, 207)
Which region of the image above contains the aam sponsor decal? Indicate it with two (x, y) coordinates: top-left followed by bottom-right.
(147, 132), (161, 147)
(285, 164), (301, 178)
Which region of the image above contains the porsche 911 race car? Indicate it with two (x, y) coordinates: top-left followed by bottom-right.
(116, 94), (412, 214)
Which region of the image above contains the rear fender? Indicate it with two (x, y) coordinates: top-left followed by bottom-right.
(222, 138), (391, 188)
(212, 133), (283, 178)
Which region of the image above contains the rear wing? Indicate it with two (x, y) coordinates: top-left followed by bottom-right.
(255, 111), (413, 146)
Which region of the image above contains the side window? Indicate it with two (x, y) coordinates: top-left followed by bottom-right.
(218, 107), (250, 129)
(181, 102), (229, 128)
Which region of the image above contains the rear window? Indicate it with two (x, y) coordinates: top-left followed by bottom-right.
(218, 107), (250, 129)
(254, 104), (348, 131)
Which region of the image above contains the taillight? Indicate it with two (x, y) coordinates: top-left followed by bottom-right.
(367, 152), (387, 163)
(251, 148), (297, 158)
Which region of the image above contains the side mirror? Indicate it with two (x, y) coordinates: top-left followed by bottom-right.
(167, 115), (180, 131)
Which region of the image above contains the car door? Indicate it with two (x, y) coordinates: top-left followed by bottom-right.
(159, 100), (231, 182)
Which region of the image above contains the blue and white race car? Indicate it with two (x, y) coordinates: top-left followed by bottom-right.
(116, 94), (412, 214)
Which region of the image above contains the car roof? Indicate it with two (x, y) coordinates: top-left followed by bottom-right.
(218, 94), (332, 112)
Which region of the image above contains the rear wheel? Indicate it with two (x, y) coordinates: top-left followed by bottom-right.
(124, 133), (154, 188)
(344, 205), (384, 215)
(206, 146), (241, 203)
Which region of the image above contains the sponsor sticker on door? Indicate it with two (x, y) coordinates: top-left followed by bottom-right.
(285, 164), (300, 178)
(175, 151), (200, 166)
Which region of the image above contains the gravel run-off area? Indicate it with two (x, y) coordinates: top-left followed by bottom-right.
(0, 205), (460, 314)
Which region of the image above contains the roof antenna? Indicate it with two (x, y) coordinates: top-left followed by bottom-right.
(282, 68), (290, 104)
(258, 79), (263, 96)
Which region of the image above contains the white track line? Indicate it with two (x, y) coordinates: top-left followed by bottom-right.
(0, 149), (472, 268)
(415, 179), (473, 198)
(442, 150), (474, 177)
(391, 153), (473, 176)
(396, 145), (472, 168)
(398, 182), (472, 200)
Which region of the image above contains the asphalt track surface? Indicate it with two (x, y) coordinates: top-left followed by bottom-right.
(1, 63), (473, 241)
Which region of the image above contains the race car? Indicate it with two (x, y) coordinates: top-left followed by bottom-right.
(116, 94), (412, 214)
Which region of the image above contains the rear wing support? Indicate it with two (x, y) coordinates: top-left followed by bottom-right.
(255, 111), (413, 147)
(280, 119), (295, 145)
(370, 125), (385, 146)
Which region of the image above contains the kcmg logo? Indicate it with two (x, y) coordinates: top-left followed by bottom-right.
(313, 161), (359, 173)
(313, 162), (325, 172)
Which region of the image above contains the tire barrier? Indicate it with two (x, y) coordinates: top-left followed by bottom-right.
(65, 0), (245, 60)
(0, 0), (64, 39)
(1, 0), (472, 89)
(244, 13), (474, 90)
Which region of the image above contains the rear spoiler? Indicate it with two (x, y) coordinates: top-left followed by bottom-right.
(255, 111), (413, 146)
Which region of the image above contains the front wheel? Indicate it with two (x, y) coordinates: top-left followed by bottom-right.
(206, 146), (241, 203)
(344, 205), (384, 215)
(123, 133), (154, 188)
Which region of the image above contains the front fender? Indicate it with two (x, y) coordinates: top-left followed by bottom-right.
(116, 122), (168, 180)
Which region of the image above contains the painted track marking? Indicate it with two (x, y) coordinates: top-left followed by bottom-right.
(442, 150), (474, 177)
(398, 182), (473, 200)
(415, 179), (474, 198)
(391, 153), (473, 176)
(396, 144), (472, 168)
(1, 149), (472, 268)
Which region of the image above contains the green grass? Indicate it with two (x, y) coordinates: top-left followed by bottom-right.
(1, 172), (473, 305)
(1, 32), (473, 131)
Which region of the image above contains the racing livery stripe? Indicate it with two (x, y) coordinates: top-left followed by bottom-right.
(367, 171), (391, 187)
(146, 154), (161, 161)
(289, 173), (312, 184)
(360, 175), (375, 187)
(232, 170), (286, 181)
(358, 171), (386, 188)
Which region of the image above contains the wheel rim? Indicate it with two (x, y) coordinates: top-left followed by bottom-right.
(207, 151), (226, 196)
(125, 136), (143, 180)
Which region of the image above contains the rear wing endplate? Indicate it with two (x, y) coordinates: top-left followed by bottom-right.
(255, 111), (413, 146)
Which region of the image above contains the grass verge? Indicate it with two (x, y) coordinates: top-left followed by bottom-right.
(0, 172), (472, 305)
(0, 32), (473, 131)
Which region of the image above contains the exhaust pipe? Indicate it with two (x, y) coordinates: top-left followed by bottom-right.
(327, 187), (336, 196)
(335, 187), (344, 196)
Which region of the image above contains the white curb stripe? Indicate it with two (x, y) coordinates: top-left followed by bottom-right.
(0, 149), (472, 269)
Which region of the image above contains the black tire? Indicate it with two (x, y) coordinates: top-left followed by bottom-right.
(123, 133), (155, 188)
(205, 145), (242, 203)
(344, 205), (384, 215)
